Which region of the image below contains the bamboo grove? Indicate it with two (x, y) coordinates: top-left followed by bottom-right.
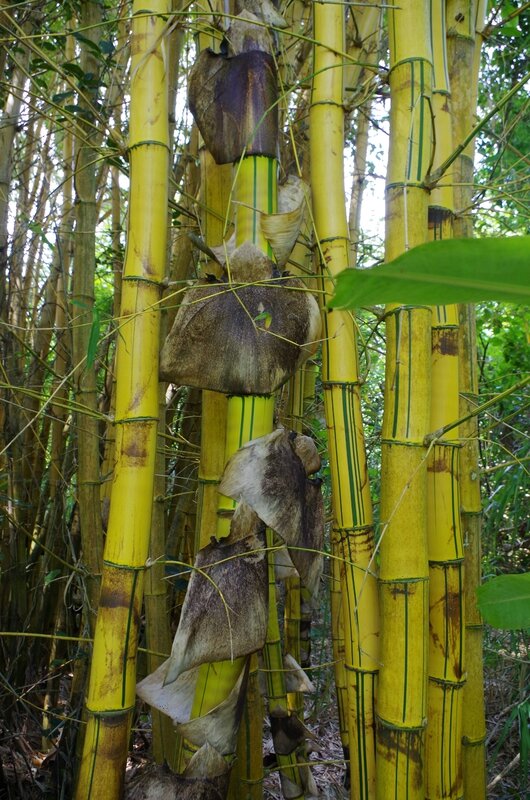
(0, 0), (526, 798)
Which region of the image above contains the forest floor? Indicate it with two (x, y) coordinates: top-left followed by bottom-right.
(0, 621), (527, 798)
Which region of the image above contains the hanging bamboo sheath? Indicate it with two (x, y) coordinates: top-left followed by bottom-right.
(194, 109), (262, 799)
(180, 154), (278, 788)
(425, 2), (465, 797)
(310, 2), (379, 798)
(376, 0), (433, 796)
(447, 1), (488, 796)
(226, 158), (311, 800)
(75, 3), (170, 796)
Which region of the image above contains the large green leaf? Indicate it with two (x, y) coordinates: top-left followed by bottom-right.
(330, 236), (530, 308)
(476, 573), (530, 630)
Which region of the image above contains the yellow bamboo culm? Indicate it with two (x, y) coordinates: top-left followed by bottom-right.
(447, 2), (488, 796)
(376, 0), (433, 796)
(231, 155), (306, 797)
(195, 149), (231, 555)
(425, 3), (465, 797)
(74, 3), (170, 797)
(184, 155), (276, 781)
(197, 134), (263, 800)
(310, 2), (379, 798)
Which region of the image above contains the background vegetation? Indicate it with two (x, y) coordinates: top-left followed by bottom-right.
(0, 0), (528, 798)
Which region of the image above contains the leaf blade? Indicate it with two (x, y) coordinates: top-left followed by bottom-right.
(476, 573), (530, 630)
(330, 236), (530, 308)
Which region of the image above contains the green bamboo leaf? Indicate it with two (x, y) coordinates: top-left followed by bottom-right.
(73, 31), (103, 56)
(44, 569), (61, 586)
(254, 310), (272, 329)
(330, 236), (530, 308)
(61, 62), (86, 80)
(53, 90), (75, 104)
(98, 39), (115, 55)
(87, 307), (100, 369)
(476, 573), (530, 629)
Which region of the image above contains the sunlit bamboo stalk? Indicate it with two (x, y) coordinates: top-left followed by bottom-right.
(425, 6), (465, 796)
(142, 4), (189, 764)
(74, 3), (170, 795)
(376, 0), (433, 796)
(310, 2), (379, 797)
(447, 1), (487, 796)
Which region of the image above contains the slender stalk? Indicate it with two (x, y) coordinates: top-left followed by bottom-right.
(0, 12), (34, 654)
(71, 0), (104, 631)
(142, 3), (187, 764)
(310, 3), (379, 798)
(447, 1), (487, 796)
(348, 102), (372, 268)
(425, 5), (465, 795)
(376, 0), (433, 796)
(41, 103), (75, 751)
(74, 3), (169, 795)
(280, 187), (314, 721)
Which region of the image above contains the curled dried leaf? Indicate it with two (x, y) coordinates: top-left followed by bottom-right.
(234, 0), (287, 28)
(260, 177), (310, 267)
(219, 429), (324, 597)
(125, 758), (230, 800)
(137, 661), (249, 756)
(283, 653), (315, 694)
(226, 11), (273, 55)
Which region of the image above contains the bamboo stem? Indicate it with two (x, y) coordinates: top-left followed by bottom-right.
(448, 11), (488, 788)
(376, 1), (433, 795)
(74, 3), (170, 795)
(310, 2), (379, 797)
(424, 5), (466, 795)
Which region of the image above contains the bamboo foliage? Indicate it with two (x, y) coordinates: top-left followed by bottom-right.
(310, 2), (379, 798)
(376, 0), (433, 797)
(75, 2), (170, 795)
